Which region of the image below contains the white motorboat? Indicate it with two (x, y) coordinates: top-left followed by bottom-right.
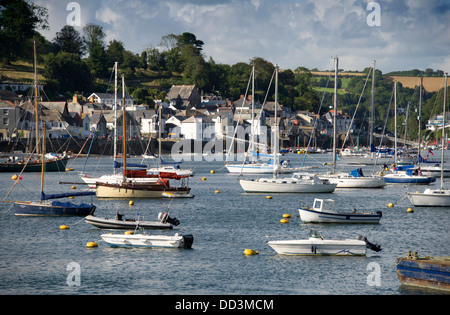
(101, 232), (194, 249)
(85, 211), (179, 229)
(319, 168), (386, 188)
(267, 230), (381, 256)
(239, 173), (336, 193)
(298, 198), (382, 223)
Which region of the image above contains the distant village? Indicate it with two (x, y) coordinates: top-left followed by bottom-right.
(0, 82), (439, 154)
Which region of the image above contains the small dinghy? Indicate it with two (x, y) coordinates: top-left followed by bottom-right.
(267, 230), (381, 256)
(85, 211), (179, 230)
(101, 232), (194, 249)
(298, 198), (382, 223)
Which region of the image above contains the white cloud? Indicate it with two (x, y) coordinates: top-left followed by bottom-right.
(32, 0), (450, 73)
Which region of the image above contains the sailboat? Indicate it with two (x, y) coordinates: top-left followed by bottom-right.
(317, 59), (385, 188)
(383, 81), (435, 185)
(80, 62), (163, 188)
(145, 102), (194, 177)
(414, 77), (450, 178)
(0, 42), (69, 173)
(95, 75), (192, 198)
(407, 73), (450, 206)
(238, 65), (336, 193)
(5, 125), (96, 216)
(225, 65), (302, 175)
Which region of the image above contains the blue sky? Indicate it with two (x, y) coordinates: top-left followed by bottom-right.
(35, 0), (450, 74)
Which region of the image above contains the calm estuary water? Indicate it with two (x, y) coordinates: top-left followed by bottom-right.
(0, 152), (448, 295)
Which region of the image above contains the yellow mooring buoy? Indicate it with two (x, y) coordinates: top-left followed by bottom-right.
(387, 203), (394, 208)
(125, 231), (134, 235)
(407, 208), (414, 213)
(210, 170), (215, 174)
(243, 249), (259, 255)
(280, 219), (289, 224)
(266, 196), (272, 199)
(282, 214), (291, 218)
(129, 200), (134, 206)
(215, 190), (220, 194)
(59, 225), (69, 230)
(86, 242), (98, 248)
(11, 174), (18, 181)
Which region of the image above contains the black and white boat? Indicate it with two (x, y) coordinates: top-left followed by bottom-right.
(298, 198), (382, 223)
(85, 211), (180, 230)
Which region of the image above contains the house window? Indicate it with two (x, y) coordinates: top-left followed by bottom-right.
(3, 109), (8, 115)
(3, 118), (8, 125)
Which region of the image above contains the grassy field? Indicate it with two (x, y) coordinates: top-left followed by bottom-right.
(386, 76), (448, 92)
(1, 61), (46, 83)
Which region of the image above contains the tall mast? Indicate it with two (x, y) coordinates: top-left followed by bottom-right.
(40, 125), (46, 203)
(332, 57), (338, 173)
(394, 81), (398, 166)
(441, 73), (448, 190)
(34, 41), (40, 155)
(122, 75), (127, 181)
(273, 65), (279, 178)
(251, 65), (255, 159)
(113, 62), (118, 174)
(417, 77), (422, 165)
(370, 60), (375, 148)
(158, 100), (162, 166)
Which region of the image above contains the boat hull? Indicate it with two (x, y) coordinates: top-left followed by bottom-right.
(267, 239), (367, 256)
(407, 191), (450, 207)
(81, 174), (159, 189)
(384, 174), (435, 184)
(396, 257), (450, 292)
(340, 155), (394, 165)
(226, 164), (296, 174)
(146, 167), (194, 177)
(239, 179), (336, 193)
(321, 176), (386, 188)
(85, 215), (173, 229)
(101, 233), (194, 249)
(0, 158), (68, 173)
(298, 208), (382, 223)
(13, 201), (95, 217)
(419, 168), (450, 178)
(96, 182), (191, 198)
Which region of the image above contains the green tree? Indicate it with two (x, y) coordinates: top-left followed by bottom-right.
(53, 25), (85, 57)
(44, 51), (92, 93)
(83, 24), (108, 78)
(0, 0), (48, 66)
(106, 39), (125, 65)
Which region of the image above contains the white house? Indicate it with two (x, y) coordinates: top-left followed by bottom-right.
(180, 115), (215, 141)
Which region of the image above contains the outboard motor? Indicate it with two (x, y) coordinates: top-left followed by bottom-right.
(358, 235), (382, 252)
(183, 234), (194, 249)
(158, 212), (181, 226)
